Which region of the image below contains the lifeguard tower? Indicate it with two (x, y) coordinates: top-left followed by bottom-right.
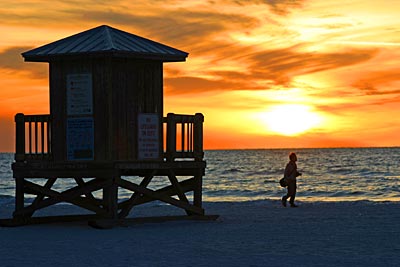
(2, 25), (215, 227)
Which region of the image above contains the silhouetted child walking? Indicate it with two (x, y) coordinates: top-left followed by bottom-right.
(282, 152), (302, 207)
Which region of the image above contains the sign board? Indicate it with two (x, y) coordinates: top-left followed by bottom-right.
(67, 74), (93, 115)
(138, 113), (159, 160)
(67, 117), (94, 160)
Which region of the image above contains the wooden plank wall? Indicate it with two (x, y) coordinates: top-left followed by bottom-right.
(110, 58), (163, 161)
(49, 57), (163, 162)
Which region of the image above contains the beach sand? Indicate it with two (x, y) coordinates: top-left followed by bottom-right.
(1, 200), (399, 266)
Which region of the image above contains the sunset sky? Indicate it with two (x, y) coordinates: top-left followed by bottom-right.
(0, 0), (399, 151)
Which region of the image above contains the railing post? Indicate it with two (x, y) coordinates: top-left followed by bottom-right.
(15, 113), (25, 162)
(47, 116), (51, 155)
(193, 113), (204, 161)
(166, 113), (176, 161)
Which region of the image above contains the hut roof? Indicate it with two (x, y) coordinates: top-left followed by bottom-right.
(22, 25), (188, 62)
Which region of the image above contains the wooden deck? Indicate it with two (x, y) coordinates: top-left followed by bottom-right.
(1, 113), (217, 228)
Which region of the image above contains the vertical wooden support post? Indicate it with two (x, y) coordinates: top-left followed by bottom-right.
(193, 113), (204, 212)
(15, 113), (25, 162)
(193, 113), (204, 161)
(193, 170), (203, 211)
(166, 113), (176, 161)
(14, 177), (25, 218)
(103, 176), (118, 219)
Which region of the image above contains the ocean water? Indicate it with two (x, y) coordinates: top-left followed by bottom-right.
(0, 148), (399, 204)
(205, 148), (400, 202)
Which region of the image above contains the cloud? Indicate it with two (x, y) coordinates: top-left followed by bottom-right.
(0, 47), (26, 69)
(228, 0), (306, 15)
(166, 44), (379, 94)
(352, 70), (400, 96)
(79, 9), (259, 49)
(0, 47), (48, 79)
(245, 46), (378, 86)
(0, 0), (112, 26)
(259, 0), (306, 15)
(164, 75), (263, 94)
(199, 45), (379, 91)
(0, 1), (386, 98)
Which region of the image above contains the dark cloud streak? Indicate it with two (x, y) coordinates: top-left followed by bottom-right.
(165, 76), (263, 94)
(245, 46), (378, 86)
(229, 0), (306, 15)
(352, 70), (400, 96)
(80, 9), (259, 49)
(0, 47), (47, 79)
(165, 45), (379, 94)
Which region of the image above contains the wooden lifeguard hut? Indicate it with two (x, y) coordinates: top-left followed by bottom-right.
(2, 25), (214, 227)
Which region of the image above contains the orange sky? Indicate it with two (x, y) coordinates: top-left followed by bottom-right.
(0, 0), (399, 151)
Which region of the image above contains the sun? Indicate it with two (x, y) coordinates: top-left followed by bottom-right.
(263, 104), (322, 136)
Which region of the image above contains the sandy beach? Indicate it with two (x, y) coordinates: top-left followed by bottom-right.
(1, 200), (399, 266)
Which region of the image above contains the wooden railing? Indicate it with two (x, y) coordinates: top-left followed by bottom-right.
(164, 113), (204, 161)
(15, 113), (204, 162)
(15, 113), (52, 162)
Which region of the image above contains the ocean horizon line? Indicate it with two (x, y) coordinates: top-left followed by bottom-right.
(1, 145), (399, 154)
(205, 146), (400, 151)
